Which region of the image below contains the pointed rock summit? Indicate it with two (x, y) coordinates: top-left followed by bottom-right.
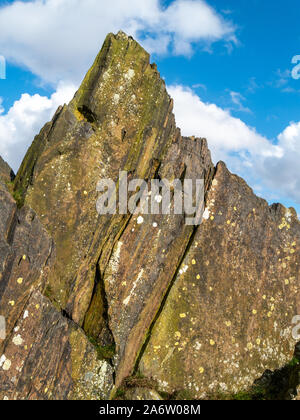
(0, 156), (14, 184)
(0, 32), (299, 400)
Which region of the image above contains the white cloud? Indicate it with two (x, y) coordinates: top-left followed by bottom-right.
(0, 0), (298, 211)
(0, 0), (236, 85)
(0, 82), (76, 172)
(168, 85), (282, 161)
(1, 81), (300, 212)
(259, 121), (300, 204)
(169, 84), (300, 208)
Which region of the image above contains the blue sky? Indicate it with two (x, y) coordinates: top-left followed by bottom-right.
(161, 0), (300, 137)
(0, 0), (300, 214)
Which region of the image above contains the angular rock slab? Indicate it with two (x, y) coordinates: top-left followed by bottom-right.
(9, 31), (300, 400)
(0, 156), (14, 184)
(123, 388), (163, 401)
(0, 291), (113, 400)
(0, 185), (113, 400)
(139, 162), (300, 398)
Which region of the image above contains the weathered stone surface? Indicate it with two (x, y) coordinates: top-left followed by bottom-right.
(123, 388), (163, 401)
(16, 31), (178, 317)
(13, 31), (214, 390)
(0, 156), (14, 184)
(0, 183), (54, 345)
(14, 106), (64, 205)
(3, 31), (300, 400)
(139, 162), (300, 397)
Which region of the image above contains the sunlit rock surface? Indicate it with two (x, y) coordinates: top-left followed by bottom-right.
(0, 156), (14, 184)
(0, 32), (299, 400)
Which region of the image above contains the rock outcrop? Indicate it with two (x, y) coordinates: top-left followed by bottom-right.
(1, 31), (300, 400)
(0, 182), (113, 399)
(0, 156), (14, 184)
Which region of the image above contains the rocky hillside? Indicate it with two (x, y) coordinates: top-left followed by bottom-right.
(0, 31), (299, 400)
(0, 156), (14, 184)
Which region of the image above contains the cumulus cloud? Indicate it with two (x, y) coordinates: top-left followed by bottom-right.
(259, 122), (300, 204)
(0, 0), (236, 85)
(0, 82), (76, 172)
(168, 85), (282, 161)
(169, 84), (300, 207)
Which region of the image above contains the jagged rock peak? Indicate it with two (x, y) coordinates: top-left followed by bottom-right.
(0, 156), (14, 184)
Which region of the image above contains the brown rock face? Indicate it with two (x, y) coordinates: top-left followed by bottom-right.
(0, 156), (14, 184)
(0, 32), (299, 400)
(0, 183), (54, 342)
(0, 182), (113, 399)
